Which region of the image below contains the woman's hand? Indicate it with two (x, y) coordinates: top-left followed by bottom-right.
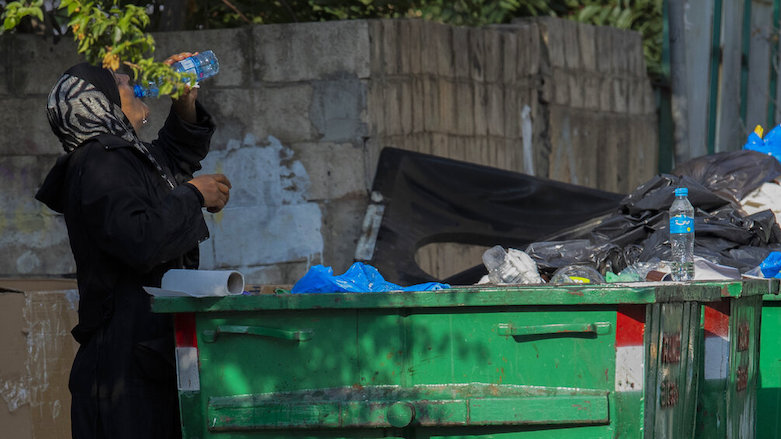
(166, 52), (198, 123)
(163, 52), (195, 67)
(188, 174), (232, 213)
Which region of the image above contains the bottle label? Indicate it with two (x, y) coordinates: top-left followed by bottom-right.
(670, 216), (694, 234)
(177, 58), (197, 74)
(569, 276), (591, 284)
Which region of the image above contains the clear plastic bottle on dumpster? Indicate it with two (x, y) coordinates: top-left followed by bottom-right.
(669, 187), (695, 281)
(550, 265), (605, 284)
(134, 50), (220, 98)
(482, 245), (543, 285)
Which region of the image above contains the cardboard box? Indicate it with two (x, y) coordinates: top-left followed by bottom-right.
(0, 279), (79, 439)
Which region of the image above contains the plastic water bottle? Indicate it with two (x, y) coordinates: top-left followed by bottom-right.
(669, 187), (695, 281)
(133, 83), (159, 98)
(482, 245), (543, 284)
(134, 50), (220, 98)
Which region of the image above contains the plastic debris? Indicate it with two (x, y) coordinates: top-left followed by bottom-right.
(482, 245), (543, 285)
(549, 265), (605, 284)
(759, 251), (781, 278)
(291, 262), (450, 294)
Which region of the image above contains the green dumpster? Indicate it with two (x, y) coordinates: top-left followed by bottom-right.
(757, 280), (781, 438)
(151, 282), (726, 438)
(695, 280), (769, 438)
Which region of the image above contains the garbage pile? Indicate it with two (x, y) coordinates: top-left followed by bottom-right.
(482, 136), (781, 284)
(291, 129), (781, 292)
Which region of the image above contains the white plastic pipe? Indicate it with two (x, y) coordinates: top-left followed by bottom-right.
(159, 269), (245, 297)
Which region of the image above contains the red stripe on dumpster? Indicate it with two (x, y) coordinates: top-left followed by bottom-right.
(175, 313), (198, 348)
(173, 313), (201, 392)
(616, 304), (645, 347)
(615, 305), (645, 392)
(703, 302), (730, 339)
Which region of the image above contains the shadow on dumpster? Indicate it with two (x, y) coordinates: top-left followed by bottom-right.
(184, 289), (618, 437)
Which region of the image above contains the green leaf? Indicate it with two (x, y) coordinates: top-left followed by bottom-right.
(159, 82), (174, 96)
(65, 1), (79, 15)
(616, 8), (633, 29)
(597, 6), (610, 24)
(95, 21), (107, 35)
(578, 5), (601, 22)
(3, 17), (19, 30)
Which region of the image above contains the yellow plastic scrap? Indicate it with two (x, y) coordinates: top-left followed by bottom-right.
(755, 125), (764, 138)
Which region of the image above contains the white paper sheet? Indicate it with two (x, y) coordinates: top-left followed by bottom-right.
(693, 257), (741, 280)
(741, 180), (781, 222)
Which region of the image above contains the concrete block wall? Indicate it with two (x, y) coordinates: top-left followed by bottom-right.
(366, 20), (547, 180)
(0, 18), (657, 284)
(366, 18), (656, 192)
(536, 18), (657, 194)
(0, 36), (83, 277)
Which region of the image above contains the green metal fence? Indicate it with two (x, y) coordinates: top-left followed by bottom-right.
(659, 0), (781, 173)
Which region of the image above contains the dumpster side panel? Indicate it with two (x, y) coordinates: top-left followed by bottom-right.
(404, 306), (615, 389)
(357, 312), (406, 387)
(758, 299), (781, 438)
(646, 301), (701, 439)
(154, 284), (732, 438)
(697, 293), (762, 439)
(697, 300), (731, 438)
(178, 392), (203, 439)
(197, 310), (360, 393)
(193, 306), (621, 437)
(725, 294), (761, 438)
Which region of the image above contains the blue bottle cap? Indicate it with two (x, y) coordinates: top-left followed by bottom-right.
(674, 187), (688, 197)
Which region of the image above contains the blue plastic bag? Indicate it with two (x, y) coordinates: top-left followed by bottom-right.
(744, 124), (781, 164)
(291, 262), (450, 294)
(759, 251), (781, 278)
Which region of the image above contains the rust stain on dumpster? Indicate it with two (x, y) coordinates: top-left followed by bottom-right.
(736, 365), (748, 392)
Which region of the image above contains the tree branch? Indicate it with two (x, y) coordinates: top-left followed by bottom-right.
(221, 0), (251, 23)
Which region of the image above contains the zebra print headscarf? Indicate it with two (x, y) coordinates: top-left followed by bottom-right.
(46, 63), (175, 189)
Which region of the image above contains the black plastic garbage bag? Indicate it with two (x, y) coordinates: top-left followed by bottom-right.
(361, 148), (781, 284)
(362, 147), (625, 285)
(671, 149), (781, 202)
(633, 207), (781, 272)
(620, 174), (732, 216)
(744, 209), (781, 244)
(528, 160), (781, 276)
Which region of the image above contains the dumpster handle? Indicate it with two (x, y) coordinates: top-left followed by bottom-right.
(497, 322), (611, 337)
(202, 325), (313, 343)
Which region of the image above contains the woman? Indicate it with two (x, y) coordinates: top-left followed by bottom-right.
(35, 54), (231, 438)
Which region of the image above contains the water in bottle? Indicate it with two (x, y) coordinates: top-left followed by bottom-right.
(133, 83), (159, 98)
(134, 50), (220, 98)
(669, 187), (695, 281)
(172, 50), (219, 81)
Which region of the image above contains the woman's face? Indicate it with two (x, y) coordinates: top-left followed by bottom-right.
(113, 72), (149, 132)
